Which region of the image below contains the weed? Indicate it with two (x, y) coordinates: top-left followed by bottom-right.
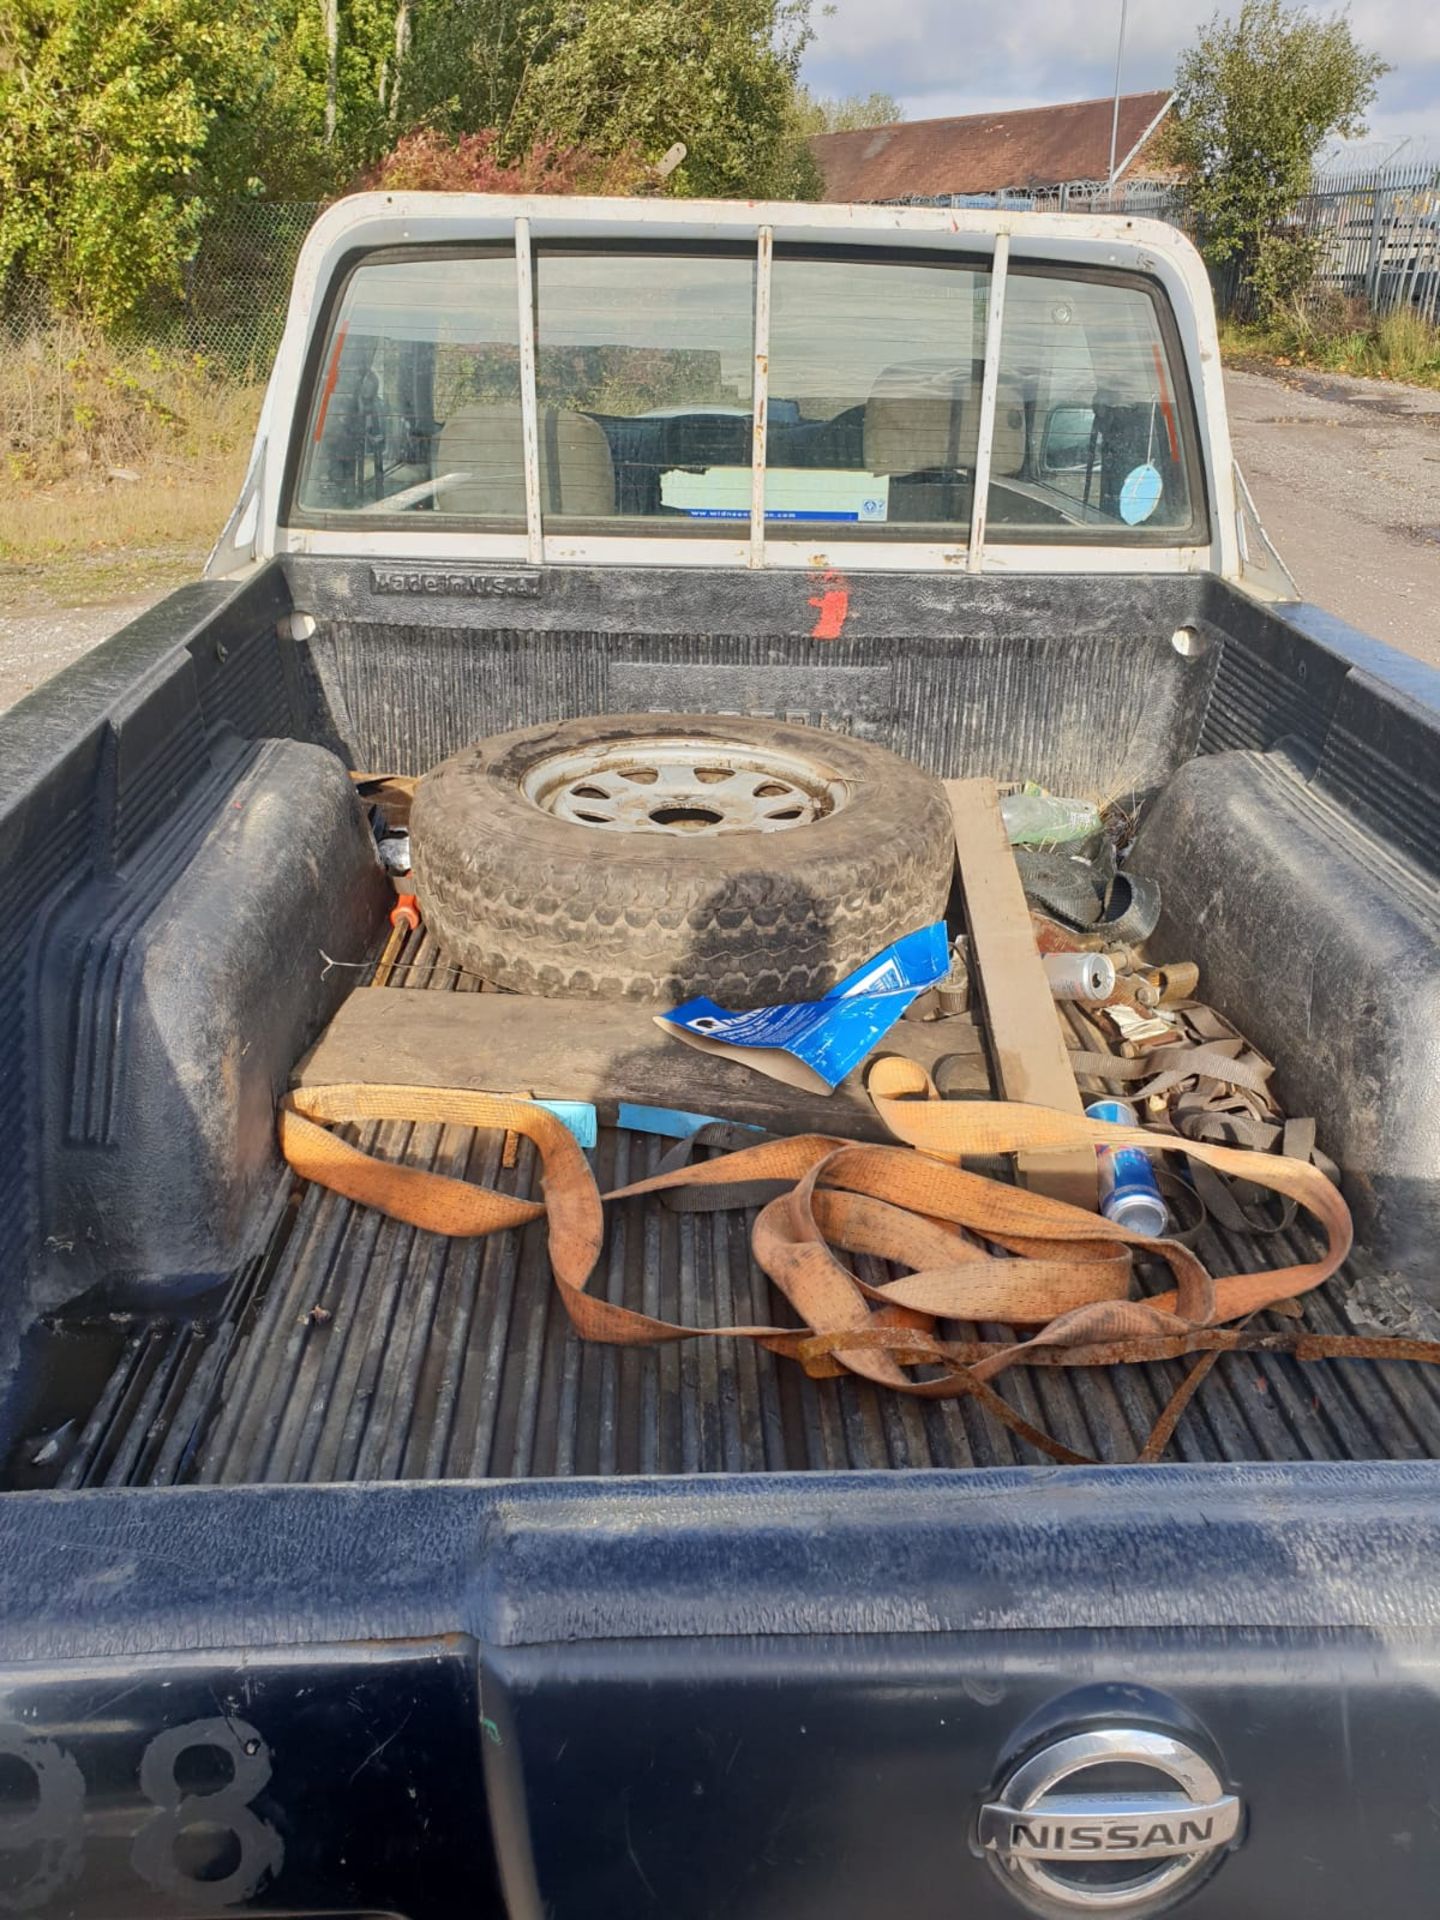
(1221, 292), (1440, 388)
(0, 321), (261, 584)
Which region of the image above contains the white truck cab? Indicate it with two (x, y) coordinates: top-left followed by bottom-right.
(215, 192), (1290, 595)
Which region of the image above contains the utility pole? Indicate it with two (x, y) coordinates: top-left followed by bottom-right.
(1106, 0), (1130, 205)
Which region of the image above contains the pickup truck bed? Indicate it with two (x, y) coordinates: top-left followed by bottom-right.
(11, 911), (1437, 1493)
(10, 195), (1440, 1920)
(4, 561), (1439, 1481)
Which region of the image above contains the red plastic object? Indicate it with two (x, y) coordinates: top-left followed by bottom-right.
(390, 893), (421, 932)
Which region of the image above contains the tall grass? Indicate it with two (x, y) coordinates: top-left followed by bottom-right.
(0, 322), (263, 581)
(1221, 292), (1440, 388)
(1361, 306), (1440, 383)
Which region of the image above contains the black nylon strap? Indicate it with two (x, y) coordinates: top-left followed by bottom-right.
(653, 1122), (789, 1212)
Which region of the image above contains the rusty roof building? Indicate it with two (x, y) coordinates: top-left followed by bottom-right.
(810, 90), (1175, 203)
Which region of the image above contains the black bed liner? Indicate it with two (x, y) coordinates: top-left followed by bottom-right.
(8, 923), (1440, 1491)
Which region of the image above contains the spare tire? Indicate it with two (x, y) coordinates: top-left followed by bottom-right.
(409, 714), (955, 1005)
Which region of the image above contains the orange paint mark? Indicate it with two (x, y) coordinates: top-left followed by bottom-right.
(312, 322), (349, 444)
(1151, 341), (1180, 462)
(808, 568), (850, 640)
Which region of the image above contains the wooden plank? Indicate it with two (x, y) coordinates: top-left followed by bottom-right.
(944, 777), (1097, 1208)
(294, 989), (989, 1144)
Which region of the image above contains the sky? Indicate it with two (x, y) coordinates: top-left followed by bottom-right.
(802, 1), (1440, 169)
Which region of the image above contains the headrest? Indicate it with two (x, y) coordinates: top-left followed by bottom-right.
(863, 364), (969, 475)
(436, 406), (615, 516)
(863, 364), (1026, 478)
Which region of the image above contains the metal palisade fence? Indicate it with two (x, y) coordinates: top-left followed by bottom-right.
(902, 161), (1440, 324)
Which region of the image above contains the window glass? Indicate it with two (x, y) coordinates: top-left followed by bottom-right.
(988, 273), (1197, 538)
(290, 244), (1201, 549)
(765, 255), (989, 537)
(533, 249), (756, 528)
(295, 251), (522, 521)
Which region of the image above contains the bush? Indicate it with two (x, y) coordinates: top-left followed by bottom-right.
(1163, 2), (1386, 317)
(0, 0), (326, 326)
(503, 0), (823, 199)
(1249, 229), (1324, 320)
(365, 130), (653, 195)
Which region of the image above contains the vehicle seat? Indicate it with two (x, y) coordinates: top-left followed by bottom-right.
(863, 365), (1027, 520)
(434, 406), (616, 516)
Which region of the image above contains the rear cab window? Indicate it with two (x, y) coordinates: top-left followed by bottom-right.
(765, 251), (989, 539)
(288, 232), (1206, 553)
(992, 270), (1197, 538)
(532, 247), (757, 532)
(296, 249), (524, 525)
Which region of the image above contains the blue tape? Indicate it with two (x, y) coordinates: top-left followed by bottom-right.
(532, 1100), (598, 1150)
(618, 1102), (728, 1139)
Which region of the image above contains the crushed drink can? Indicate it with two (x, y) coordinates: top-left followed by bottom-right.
(1042, 950), (1116, 1003)
(1085, 1097), (1169, 1238)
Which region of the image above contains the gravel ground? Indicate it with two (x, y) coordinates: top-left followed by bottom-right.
(1, 361), (1438, 715)
(0, 598), (168, 714)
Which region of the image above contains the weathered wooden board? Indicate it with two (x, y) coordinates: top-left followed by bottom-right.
(945, 777), (1097, 1207)
(295, 987), (988, 1143)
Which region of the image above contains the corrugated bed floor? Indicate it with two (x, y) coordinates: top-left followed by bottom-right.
(18, 929), (1440, 1488)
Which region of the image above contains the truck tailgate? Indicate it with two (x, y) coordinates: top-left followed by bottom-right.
(2, 1468), (1439, 1916)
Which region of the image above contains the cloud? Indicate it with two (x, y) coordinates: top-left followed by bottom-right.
(804, 0), (1440, 154)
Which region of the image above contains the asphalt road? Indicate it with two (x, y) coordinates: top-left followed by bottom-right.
(1225, 363), (1440, 672)
(1, 361), (1438, 714)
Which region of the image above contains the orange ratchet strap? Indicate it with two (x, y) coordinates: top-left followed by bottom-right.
(279, 1059), (1439, 1463)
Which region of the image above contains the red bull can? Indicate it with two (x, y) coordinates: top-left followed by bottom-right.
(1085, 1097), (1169, 1238)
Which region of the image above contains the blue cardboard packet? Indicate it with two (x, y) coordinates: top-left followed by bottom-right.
(654, 922), (949, 1096)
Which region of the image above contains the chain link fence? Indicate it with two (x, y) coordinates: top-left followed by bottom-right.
(1, 201), (323, 376)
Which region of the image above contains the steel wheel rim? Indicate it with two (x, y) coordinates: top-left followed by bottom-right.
(521, 736), (849, 835)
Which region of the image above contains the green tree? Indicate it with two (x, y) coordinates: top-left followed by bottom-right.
(795, 88), (904, 134)
(0, 0), (828, 324)
(0, 0), (325, 321)
(381, 0), (534, 140)
(1162, 0), (1387, 314)
(277, 0), (414, 172)
(502, 0), (823, 199)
